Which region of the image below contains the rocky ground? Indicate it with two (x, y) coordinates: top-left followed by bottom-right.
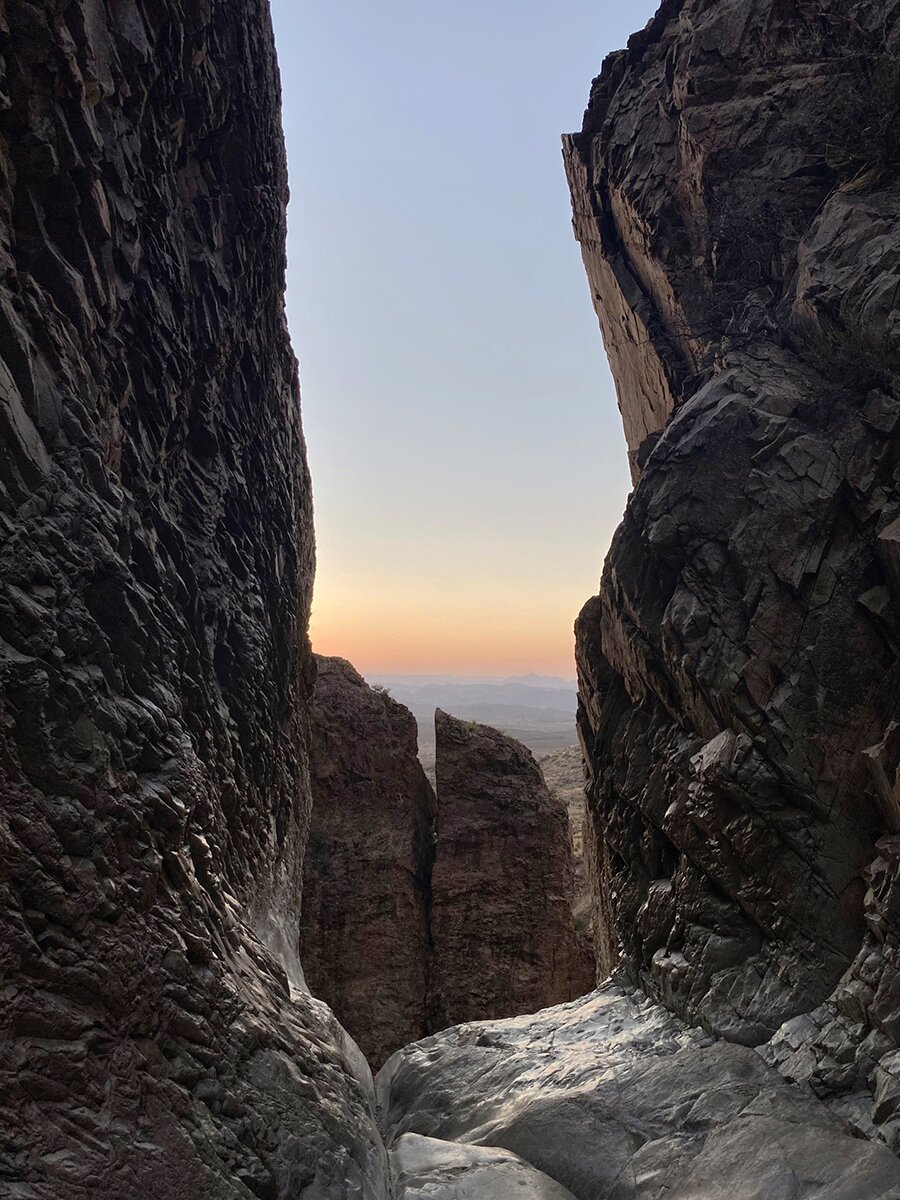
(378, 985), (900, 1199)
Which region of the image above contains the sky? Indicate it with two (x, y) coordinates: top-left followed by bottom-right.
(269, 0), (659, 677)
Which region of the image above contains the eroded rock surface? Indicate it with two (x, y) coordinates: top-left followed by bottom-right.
(390, 1133), (578, 1200)
(566, 0), (900, 1078)
(429, 711), (594, 1030)
(0, 4), (386, 1196)
(379, 986), (900, 1200)
(299, 656), (436, 1069)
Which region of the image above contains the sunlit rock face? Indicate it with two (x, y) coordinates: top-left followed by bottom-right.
(566, 0), (900, 1075)
(429, 710), (595, 1030)
(378, 986), (900, 1200)
(300, 656), (437, 1069)
(0, 4), (387, 1196)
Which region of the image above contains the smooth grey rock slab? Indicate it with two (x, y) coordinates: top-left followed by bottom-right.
(378, 985), (900, 1200)
(391, 1134), (578, 1199)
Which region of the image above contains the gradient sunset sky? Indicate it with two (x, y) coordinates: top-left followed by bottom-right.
(270, 1), (659, 677)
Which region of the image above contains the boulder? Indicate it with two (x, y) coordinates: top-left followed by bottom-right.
(379, 986), (900, 1200)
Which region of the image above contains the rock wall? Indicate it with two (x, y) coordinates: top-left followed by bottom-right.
(299, 689), (591, 1063)
(0, 4), (387, 1196)
(566, 0), (900, 1123)
(429, 710), (594, 1030)
(299, 656), (436, 1069)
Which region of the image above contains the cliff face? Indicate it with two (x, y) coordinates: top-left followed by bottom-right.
(299, 688), (590, 1063)
(429, 710), (594, 1030)
(565, 0), (900, 1068)
(0, 5), (386, 1197)
(299, 656), (436, 1069)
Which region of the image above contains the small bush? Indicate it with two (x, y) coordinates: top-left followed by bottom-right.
(798, 316), (899, 397)
(817, 52), (900, 188)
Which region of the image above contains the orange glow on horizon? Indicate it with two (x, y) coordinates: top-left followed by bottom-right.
(308, 576), (587, 678)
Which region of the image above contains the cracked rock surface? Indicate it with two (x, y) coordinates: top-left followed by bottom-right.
(0, 3), (387, 1196)
(566, 0), (900, 1068)
(300, 690), (591, 1069)
(429, 710), (595, 1031)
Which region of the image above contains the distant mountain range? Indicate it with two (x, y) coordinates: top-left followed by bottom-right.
(367, 674), (579, 773)
(370, 673), (576, 690)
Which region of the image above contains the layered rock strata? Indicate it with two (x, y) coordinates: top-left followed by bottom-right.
(565, 0), (900, 1073)
(429, 710), (594, 1030)
(0, 4), (386, 1196)
(299, 656), (436, 1069)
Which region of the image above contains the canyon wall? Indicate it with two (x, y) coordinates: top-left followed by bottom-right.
(299, 656), (436, 1069)
(429, 710), (594, 1029)
(299, 681), (591, 1064)
(0, 4), (387, 1196)
(565, 0), (900, 1100)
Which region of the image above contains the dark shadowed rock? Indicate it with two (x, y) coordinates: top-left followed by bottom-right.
(565, 0), (900, 1072)
(0, 3), (386, 1196)
(429, 711), (594, 1031)
(299, 656), (436, 1069)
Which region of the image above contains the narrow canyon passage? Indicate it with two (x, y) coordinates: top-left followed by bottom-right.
(2, 1), (900, 1198)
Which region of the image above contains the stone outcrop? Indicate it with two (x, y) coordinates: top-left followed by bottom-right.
(565, 0), (900, 1073)
(299, 656), (436, 1069)
(429, 710), (594, 1030)
(378, 985), (900, 1200)
(390, 1134), (578, 1200)
(299, 692), (591, 1064)
(0, 4), (387, 1196)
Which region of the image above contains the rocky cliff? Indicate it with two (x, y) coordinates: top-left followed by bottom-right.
(299, 656), (436, 1069)
(566, 0), (900, 1062)
(0, 4), (387, 1196)
(429, 710), (594, 1030)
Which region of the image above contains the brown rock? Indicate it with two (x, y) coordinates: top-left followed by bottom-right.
(429, 711), (595, 1031)
(299, 657), (436, 1068)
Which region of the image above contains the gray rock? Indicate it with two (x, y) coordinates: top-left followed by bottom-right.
(430, 710), (594, 1032)
(0, 2), (387, 1195)
(378, 986), (900, 1200)
(391, 1133), (578, 1199)
(299, 656), (437, 1069)
(567, 0), (900, 1050)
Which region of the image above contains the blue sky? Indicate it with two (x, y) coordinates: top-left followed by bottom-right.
(269, 0), (659, 675)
